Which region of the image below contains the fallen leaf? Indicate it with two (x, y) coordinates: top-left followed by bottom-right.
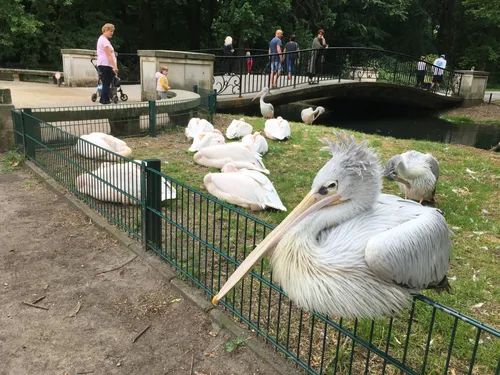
(208, 331), (218, 337)
(466, 168), (477, 174)
(170, 298), (182, 303)
(449, 276), (457, 281)
(471, 302), (484, 309)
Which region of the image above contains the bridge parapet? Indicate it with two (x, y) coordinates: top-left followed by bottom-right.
(455, 70), (489, 106)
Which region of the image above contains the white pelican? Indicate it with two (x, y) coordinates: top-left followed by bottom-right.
(241, 132), (268, 155)
(194, 143), (269, 174)
(76, 160), (176, 204)
(188, 129), (225, 152)
(264, 116), (290, 141)
(253, 87), (274, 118)
(185, 118), (214, 139)
(76, 132), (132, 160)
(226, 118), (253, 139)
(301, 106), (325, 124)
(212, 132), (451, 318)
(383, 150), (440, 204)
(204, 163), (286, 211)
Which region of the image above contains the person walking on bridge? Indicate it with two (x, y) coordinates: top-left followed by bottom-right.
(307, 29), (328, 84)
(416, 55), (427, 88)
(269, 29), (284, 89)
(430, 54), (447, 92)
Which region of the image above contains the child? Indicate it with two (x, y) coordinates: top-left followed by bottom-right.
(246, 51), (253, 75)
(156, 66), (171, 99)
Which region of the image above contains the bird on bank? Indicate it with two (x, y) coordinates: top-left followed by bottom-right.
(193, 143), (269, 174)
(264, 116), (290, 141)
(188, 129), (225, 152)
(252, 87), (274, 118)
(383, 150), (440, 204)
(204, 163), (286, 211)
(212, 132), (451, 318)
(241, 132), (268, 155)
(76, 132), (133, 161)
(226, 118), (253, 139)
(301, 106), (325, 124)
(185, 118), (214, 139)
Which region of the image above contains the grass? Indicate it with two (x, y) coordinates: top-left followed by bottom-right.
(0, 150), (25, 172)
(440, 114), (500, 126)
(125, 113), (500, 372)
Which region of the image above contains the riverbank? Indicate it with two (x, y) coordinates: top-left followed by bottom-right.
(441, 101), (500, 125)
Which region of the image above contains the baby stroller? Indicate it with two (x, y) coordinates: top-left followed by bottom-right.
(90, 59), (128, 103)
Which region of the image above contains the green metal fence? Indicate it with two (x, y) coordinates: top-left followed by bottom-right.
(10, 99), (499, 375)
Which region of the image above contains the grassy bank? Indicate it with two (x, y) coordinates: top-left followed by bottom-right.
(440, 114), (500, 126)
(127, 114), (499, 328)
(440, 102), (500, 126)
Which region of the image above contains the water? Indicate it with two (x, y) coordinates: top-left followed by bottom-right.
(236, 98), (500, 150)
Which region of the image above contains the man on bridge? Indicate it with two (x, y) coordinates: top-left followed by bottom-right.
(269, 29), (284, 89)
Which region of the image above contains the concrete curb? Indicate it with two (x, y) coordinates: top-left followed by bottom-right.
(24, 160), (300, 375)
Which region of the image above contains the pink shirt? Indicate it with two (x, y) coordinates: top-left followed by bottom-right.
(96, 35), (116, 67)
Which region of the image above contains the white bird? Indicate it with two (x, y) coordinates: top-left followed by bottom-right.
(194, 143), (269, 174)
(212, 132), (451, 318)
(383, 150), (440, 204)
(204, 163), (286, 211)
(76, 132), (133, 160)
(226, 118), (253, 139)
(188, 129), (225, 152)
(185, 118), (214, 139)
(264, 116), (290, 141)
(76, 160), (176, 204)
(253, 87), (274, 118)
(301, 106), (325, 124)
(241, 132), (268, 155)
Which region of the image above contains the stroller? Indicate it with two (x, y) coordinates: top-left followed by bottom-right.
(90, 59), (128, 103)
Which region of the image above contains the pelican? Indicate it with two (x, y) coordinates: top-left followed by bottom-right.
(194, 143), (269, 174)
(76, 160), (176, 204)
(301, 106), (325, 124)
(185, 118), (214, 139)
(204, 163), (286, 211)
(76, 132), (132, 160)
(383, 151), (439, 204)
(253, 87), (274, 118)
(188, 129), (225, 152)
(226, 118), (253, 139)
(241, 132), (268, 155)
(212, 132), (451, 318)
(264, 116), (290, 141)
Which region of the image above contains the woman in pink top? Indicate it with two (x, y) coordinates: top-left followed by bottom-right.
(96, 23), (118, 104)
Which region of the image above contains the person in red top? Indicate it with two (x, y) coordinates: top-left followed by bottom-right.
(96, 23), (118, 104)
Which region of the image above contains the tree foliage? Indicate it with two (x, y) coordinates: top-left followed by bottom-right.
(1, 0), (500, 73)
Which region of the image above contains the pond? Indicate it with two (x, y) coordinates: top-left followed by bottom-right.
(234, 98), (500, 150)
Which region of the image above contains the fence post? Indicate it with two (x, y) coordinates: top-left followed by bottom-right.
(338, 50), (344, 83)
(209, 89), (217, 123)
(393, 60), (398, 83)
(193, 84), (199, 93)
(148, 100), (157, 137)
(22, 109), (40, 160)
(142, 159), (162, 250)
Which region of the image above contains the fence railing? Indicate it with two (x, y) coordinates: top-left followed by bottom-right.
(211, 47), (463, 98)
(11, 102), (499, 375)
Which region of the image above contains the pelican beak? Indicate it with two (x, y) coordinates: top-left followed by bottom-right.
(395, 177), (411, 188)
(252, 91), (263, 101)
(211, 191), (344, 305)
(313, 113), (321, 122)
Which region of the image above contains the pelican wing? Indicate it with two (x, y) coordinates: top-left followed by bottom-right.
(240, 170), (286, 211)
(365, 196), (451, 290)
(426, 154), (440, 182)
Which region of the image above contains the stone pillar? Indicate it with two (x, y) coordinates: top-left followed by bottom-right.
(0, 87), (15, 151)
(61, 49), (99, 87)
(455, 70), (489, 107)
(137, 50), (215, 101)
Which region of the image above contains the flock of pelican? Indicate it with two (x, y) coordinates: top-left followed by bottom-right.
(73, 89), (451, 319)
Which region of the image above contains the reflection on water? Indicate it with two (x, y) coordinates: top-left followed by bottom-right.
(236, 98), (500, 150)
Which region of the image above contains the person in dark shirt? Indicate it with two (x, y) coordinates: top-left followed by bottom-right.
(268, 29), (284, 88)
(307, 29), (328, 84)
(284, 34), (300, 80)
(223, 36), (235, 75)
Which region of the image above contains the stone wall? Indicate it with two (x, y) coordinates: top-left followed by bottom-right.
(456, 70), (489, 107)
(137, 50), (215, 101)
(0, 87), (14, 151)
(61, 49), (99, 87)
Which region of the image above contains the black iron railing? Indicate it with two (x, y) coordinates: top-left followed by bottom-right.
(211, 47), (463, 98)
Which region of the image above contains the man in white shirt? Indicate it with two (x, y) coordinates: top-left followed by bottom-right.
(416, 55), (427, 88)
(430, 54), (447, 92)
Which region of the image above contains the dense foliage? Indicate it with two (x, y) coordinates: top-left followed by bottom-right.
(1, 0), (499, 72)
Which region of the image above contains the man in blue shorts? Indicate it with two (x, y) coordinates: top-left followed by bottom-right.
(269, 29), (284, 89)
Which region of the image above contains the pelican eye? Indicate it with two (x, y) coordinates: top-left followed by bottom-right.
(327, 181), (338, 189)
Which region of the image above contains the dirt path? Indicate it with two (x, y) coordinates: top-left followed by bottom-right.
(0, 167), (297, 375)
